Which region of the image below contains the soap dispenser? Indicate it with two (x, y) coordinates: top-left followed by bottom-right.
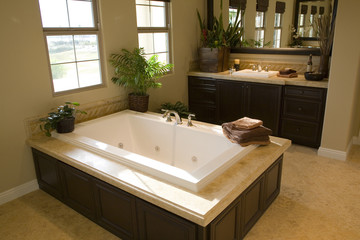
(306, 54), (313, 72)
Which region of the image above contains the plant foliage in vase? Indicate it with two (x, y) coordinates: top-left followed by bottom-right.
(110, 48), (173, 96)
(40, 102), (86, 137)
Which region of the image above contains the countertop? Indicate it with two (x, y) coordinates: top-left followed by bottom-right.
(188, 71), (329, 89)
(27, 135), (291, 226)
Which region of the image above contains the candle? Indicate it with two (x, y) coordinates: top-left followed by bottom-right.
(234, 59), (240, 64)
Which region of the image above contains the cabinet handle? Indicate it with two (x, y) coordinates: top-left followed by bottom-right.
(296, 128), (301, 132)
(298, 107), (302, 111)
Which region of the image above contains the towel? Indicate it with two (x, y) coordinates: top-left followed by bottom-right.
(231, 117), (263, 130)
(222, 122), (272, 146)
(277, 72), (298, 78)
(279, 68), (296, 75)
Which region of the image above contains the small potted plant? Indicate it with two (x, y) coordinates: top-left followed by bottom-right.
(40, 102), (86, 137)
(110, 47), (173, 112)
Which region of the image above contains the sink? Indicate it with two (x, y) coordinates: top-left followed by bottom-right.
(232, 69), (278, 78)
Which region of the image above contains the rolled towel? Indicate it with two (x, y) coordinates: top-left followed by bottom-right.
(231, 117), (263, 130)
(279, 68), (296, 75)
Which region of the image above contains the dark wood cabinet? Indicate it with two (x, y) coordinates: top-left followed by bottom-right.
(189, 77), (282, 135)
(280, 86), (327, 147)
(32, 148), (283, 240)
(59, 163), (96, 220)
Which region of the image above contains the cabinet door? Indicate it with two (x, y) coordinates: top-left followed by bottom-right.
(32, 149), (62, 199)
(264, 156), (283, 209)
(60, 163), (96, 220)
(136, 199), (196, 240)
(217, 80), (245, 124)
(94, 180), (138, 240)
(244, 83), (282, 135)
(242, 176), (264, 236)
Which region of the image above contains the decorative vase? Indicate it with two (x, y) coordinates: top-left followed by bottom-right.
(198, 47), (229, 72)
(128, 93), (149, 112)
(319, 54), (330, 78)
(56, 117), (75, 133)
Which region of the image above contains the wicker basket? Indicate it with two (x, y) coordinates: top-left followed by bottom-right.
(128, 93), (149, 112)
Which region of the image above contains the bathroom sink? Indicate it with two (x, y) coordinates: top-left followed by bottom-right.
(232, 69), (278, 78)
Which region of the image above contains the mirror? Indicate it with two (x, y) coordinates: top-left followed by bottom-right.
(207, 0), (337, 55)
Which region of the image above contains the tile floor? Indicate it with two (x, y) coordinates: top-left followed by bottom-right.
(0, 144), (359, 240)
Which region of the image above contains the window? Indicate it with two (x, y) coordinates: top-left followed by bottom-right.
(255, 11), (265, 47)
(38, 0), (103, 94)
(298, 14), (305, 37)
(309, 14), (315, 37)
(273, 13), (282, 48)
(135, 0), (171, 65)
(229, 8), (244, 26)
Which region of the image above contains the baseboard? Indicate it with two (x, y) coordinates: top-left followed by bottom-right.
(353, 135), (360, 145)
(0, 179), (39, 206)
(317, 141), (352, 161)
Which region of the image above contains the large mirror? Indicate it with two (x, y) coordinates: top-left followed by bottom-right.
(208, 0), (337, 55)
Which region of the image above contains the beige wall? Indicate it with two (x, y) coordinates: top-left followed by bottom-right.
(321, 0), (360, 151)
(0, 0), (204, 193)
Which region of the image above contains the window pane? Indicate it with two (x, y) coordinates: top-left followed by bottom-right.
(39, 0), (69, 27)
(255, 12), (264, 28)
(274, 13), (281, 27)
(138, 33), (154, 54)
(151, 6), (166, 27)
(68, 0), (95, 28)
(47, 35), (75, 64)
(136, 0), (150, 4)
(150, 1), (165, 6)
(74, 35), (99, 61)
(77, 61), (101, 87)
(156, 53), (168, 64)
(154, 32), (168, 53)
(51, 63), (78, 92)
(136, 5), (150, 27)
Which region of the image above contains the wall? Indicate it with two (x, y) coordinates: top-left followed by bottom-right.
(0, 0), (204, 194)
(320, 0), (360, 153)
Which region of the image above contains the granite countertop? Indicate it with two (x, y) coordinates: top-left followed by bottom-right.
(188, 71), (329, 89)
(27, 135), (291, 227)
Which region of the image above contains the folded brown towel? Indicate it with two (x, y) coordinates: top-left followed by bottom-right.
(279, 68), (297, 75)
(239, 140), (271, 147)
(277, 72), (298, 78)
(222, 123), (272, 145)
(231, 117), (263, 130)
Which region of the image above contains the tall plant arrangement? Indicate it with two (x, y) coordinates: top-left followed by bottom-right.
(110, 48), (173, 96)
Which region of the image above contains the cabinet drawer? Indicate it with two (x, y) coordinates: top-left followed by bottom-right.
(284, 86), (325, 100)
(189, 86), (216, 105)
(280, 119), (320, 147)
(188, 76), (216, 87)
(283, 98), (322, 121)
(189, 103), (217, 124)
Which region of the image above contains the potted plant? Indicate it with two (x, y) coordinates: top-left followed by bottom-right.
(110, 47), (173, 112)
(197, 0), (243, 72)
(40, 102), (87, 137)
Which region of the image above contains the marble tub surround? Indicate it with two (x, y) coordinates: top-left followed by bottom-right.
(188, 71), (329, 88)
(24, 96), (128, 138)
(27, 134), (290, 226)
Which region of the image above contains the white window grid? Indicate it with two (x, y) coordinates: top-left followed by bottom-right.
(255, 11), (266, 47)
(273, 13), (282, 48)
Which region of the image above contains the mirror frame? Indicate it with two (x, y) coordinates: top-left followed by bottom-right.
(206, 0), (338, 55)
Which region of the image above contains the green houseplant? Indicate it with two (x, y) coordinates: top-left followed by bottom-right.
(197, 0), (243, 72)
(40, 102), (86, 137)
(159, 101), (193, 119)
(110, 47), (173, 112)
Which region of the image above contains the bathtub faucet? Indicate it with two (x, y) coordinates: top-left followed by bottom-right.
(161, 109), (182, 125)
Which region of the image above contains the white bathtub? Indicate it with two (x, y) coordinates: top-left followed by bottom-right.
(52, 110), (257, 192)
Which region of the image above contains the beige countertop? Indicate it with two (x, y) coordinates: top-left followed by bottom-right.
(27, 135), (291, 227)
(188, 71), (329, 89)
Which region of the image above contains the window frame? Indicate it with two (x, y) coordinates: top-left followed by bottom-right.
(255, 11), (266, 48)
(273, 12), (282, 48)
(40, 0), (106, 96)
(135, 0), (172, 65)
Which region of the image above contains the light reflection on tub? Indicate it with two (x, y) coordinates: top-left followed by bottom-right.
(52, 110), (257, 192)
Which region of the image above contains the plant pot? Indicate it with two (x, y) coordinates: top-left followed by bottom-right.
(199, 47), (229, 72)
(128, 93), (149, 112)
(56, 117), (75, 133)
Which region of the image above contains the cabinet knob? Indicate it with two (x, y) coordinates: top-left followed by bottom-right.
(298, 107), (302, 111)
(296, 128), (301, 132)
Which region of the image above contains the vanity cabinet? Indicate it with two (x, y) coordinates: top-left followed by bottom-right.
(280, 86), (327, 147)
(188, 77), (282, 135)
(32, 148), (283, 240)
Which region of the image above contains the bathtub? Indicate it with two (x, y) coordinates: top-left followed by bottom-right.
(52, 110), (257, 192)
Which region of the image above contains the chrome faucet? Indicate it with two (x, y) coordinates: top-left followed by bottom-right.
(161, 109), (182, 125)
(187, 114), (195, 127)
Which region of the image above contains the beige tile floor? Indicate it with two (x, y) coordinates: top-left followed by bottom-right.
(0, 144), (359, 240)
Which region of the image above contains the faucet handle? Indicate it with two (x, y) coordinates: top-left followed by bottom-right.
(187, 114), (195, 127)
(161, 109), (172, 122)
